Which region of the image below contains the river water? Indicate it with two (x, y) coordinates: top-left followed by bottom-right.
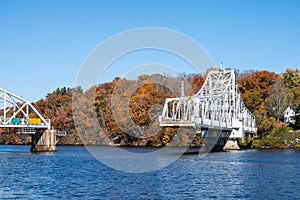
(0, 145), (299, 199)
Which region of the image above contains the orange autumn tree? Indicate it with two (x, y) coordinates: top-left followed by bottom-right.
(238, 70), (279, 134)
(34, 87), (82, 145)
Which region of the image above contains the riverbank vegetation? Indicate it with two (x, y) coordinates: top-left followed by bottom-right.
(0, 68), (299, 148)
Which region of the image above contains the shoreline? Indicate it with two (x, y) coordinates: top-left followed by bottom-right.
(1, 143), (300, 150)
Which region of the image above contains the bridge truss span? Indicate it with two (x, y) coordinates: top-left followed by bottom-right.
(159, 69), (257, 142)
(0, 88), (50, 129)
(0, 88), (56, 152)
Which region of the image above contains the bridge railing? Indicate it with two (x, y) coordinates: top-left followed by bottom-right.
(160, 95), (232, 129)
(160, 96), (256, 132)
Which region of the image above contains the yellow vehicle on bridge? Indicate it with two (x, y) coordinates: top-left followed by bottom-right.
(28, 118), (41, 125)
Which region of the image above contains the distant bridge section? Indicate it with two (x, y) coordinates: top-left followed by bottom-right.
(159, 69), (257, 146)
(0, 88), (56, 152)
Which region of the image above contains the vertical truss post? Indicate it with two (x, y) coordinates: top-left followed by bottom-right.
(159, 69), (257, 149)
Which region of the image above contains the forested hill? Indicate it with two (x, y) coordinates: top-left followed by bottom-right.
(0, 69), (299, 147)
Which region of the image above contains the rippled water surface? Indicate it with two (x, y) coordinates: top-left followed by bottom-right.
(0, 145), (299, 199)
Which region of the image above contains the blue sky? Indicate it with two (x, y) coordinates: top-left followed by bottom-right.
(0, 0), (299, 101)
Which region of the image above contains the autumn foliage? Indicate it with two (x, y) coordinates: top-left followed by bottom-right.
(1, 68), (299, 145)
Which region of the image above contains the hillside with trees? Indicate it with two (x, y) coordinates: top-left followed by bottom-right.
(0, 68), (299, 148)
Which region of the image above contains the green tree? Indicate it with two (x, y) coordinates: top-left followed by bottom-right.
(282, 68), (300, 105)
(265, 79), (289, 122)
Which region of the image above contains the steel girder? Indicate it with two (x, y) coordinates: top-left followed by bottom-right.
(159, 69), (257, 134)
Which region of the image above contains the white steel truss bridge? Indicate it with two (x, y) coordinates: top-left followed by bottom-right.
(0, 88), (56, 152)
(159, 69), (257, 146)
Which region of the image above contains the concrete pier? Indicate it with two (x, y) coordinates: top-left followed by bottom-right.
(31, 130), (57, 152)
(223, 140), (240, 150)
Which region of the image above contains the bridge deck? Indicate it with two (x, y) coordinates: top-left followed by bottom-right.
(0, 124), (49, 129)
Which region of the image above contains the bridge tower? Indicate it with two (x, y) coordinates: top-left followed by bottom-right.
(0, 88), (57, 152)
(159, 69), (257, 150)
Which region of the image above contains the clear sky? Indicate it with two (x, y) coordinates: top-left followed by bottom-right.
(0, 0), (299, 101)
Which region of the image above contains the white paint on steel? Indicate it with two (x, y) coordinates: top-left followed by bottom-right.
(0, 88), (50, 130)
(159, 69), (257, 138)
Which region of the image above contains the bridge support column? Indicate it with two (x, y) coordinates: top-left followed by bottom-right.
(223, 128), (245, 150)
(223, 139), (240, 150)
(30, 130), (57, 152)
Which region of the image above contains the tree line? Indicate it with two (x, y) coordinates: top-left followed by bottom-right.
(0, 68), (299, 146)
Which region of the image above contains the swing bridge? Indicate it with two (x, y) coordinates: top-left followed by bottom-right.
(159, 69), (257, 149)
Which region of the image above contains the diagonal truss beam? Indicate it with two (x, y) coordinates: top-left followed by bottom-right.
(0, 88), (50, 129)
(159, 69), (257, 134)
